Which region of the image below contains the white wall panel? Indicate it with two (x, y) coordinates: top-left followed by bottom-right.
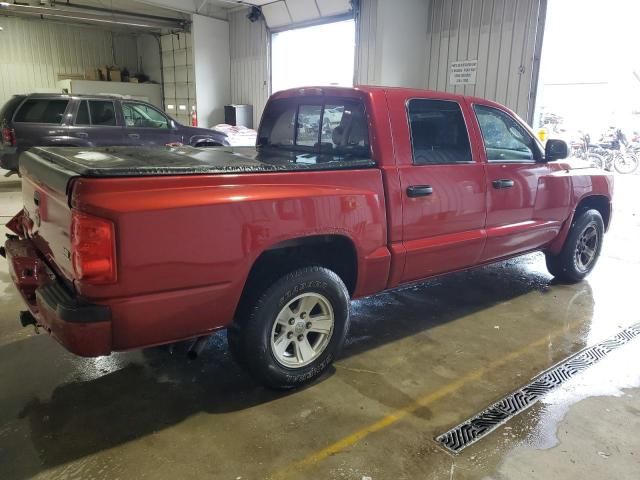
(192, 14), (231, 128)
(425, 0), (544, 122)
(355, 0), (379, 85)
(0, 17), (138, 107)
(229, 10), (270, 128)
(355, 0), (428, 88)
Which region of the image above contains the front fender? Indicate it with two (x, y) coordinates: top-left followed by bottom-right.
(546, 170), (613, 254)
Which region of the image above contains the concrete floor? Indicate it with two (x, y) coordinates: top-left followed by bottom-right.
(0, 171), (639, 480)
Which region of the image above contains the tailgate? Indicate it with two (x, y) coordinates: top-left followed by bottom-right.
(20, 150), (77, 282)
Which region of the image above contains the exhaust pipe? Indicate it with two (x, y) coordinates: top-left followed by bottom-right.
(187, 336), (210, 359)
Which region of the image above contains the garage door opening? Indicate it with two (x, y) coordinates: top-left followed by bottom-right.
(271, 19), (355, 94)
(534, 0), (640, 166)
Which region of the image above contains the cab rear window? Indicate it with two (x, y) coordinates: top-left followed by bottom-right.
(14, 99), (69, 124)
(258, 97), (370, 158)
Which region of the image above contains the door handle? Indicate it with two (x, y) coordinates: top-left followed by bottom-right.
(406, 185), (433, 197)
(492, 179), (515, 189)
(128, 133), (140, 139)
(76, 132), (88, 138)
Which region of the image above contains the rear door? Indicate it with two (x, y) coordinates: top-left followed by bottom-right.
(12, 97), (71, 151)
(386, 90), (487, 283)
(471, 102), (558, 261)
(68, 99), (124, 146)
(121, 101), (181, 146)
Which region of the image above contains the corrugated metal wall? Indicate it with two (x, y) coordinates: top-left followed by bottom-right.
(0, 17), (138, 107)
(161, 32), (196, 126)
(355, 0), (379, 85)
(425, 0), (544, 121)
(229, 10), (270, 129)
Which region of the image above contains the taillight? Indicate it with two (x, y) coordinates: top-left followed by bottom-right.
(70, 211), (117, 284)
(2, 127), (16, 146)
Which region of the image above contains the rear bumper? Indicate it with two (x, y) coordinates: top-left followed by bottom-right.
(4, 237), (112, 356)
(0, 147), (18, 171)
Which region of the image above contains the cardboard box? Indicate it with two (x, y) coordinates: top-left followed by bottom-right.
(99, 66), (109, 81)
(84, 67), (98, 81)
(108, 69), (122, 82)
(129, 77), (139, 83)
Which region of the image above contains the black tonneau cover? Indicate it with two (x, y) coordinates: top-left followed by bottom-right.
(20, 146), (376, 194)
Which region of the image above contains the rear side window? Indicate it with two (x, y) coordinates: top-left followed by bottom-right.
(75, 100), (118, 126)
(14, 99), (69, 124)
(258, 97), (370, 157)
(407, 99), (472, 164)
(88, 101), (116, 126)
(75, 101), (91, 125)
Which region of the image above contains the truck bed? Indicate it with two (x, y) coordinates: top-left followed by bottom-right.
(21, 146), (376, 192)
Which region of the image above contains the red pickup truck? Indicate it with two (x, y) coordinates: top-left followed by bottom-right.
(3, 86), (613, 389)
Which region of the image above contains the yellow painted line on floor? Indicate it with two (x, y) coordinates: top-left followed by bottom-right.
(271, 323), (576, 480)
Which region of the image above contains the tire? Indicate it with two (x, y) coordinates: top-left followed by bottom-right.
(614, 153), (639, 174)
(587, 153), (604, 170)
(545, 209), (604, 283)
(228, 266), (350, 389)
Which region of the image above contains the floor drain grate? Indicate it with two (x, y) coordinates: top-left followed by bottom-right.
(435, 322), (640, 453)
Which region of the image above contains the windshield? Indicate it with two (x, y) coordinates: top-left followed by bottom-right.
(258, 97), (371, 159)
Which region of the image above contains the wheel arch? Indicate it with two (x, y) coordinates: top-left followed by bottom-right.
(575, 194), (611, 231)
(234, 234), (358, 319)
(547, 193), (611, 255)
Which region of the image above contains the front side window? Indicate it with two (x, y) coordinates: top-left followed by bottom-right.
(474, 105), (539, 162)
(14, 99), (69, 124)
(259, 97), (370, 158)
(407, 99), (472, 165)
(123, 102), (170, 129)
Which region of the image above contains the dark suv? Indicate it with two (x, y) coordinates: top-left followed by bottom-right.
(0, 94), (230, 172)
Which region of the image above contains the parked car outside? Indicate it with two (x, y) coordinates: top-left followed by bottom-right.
(0, 93), (240, 172)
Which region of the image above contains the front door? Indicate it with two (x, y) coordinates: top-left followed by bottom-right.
(121, 101), (181, 146)
(386, 91), (487, 283)
(472, 103), (557, 261)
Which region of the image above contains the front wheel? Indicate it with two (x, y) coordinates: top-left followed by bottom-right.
(228, 267), (350, 389)
(614, 153), (639, 174)
(545, 209), (604, 283)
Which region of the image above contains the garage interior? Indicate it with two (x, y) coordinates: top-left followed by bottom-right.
(1, 1), (639, 479)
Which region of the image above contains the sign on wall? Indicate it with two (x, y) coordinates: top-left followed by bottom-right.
(449, 60), (478, 85)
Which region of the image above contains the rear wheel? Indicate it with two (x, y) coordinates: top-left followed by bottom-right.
(587, 153), (604, 169)
(545, 209), (604, 283)
(228, 266), (350, 389)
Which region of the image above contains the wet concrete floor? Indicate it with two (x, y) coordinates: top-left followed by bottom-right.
(0, 172), (639, 479)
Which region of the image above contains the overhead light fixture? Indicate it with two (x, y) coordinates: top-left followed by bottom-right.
(0, 2), (10, 8)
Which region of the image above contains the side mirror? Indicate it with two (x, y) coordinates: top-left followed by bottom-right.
(545, 139), (569, 161)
